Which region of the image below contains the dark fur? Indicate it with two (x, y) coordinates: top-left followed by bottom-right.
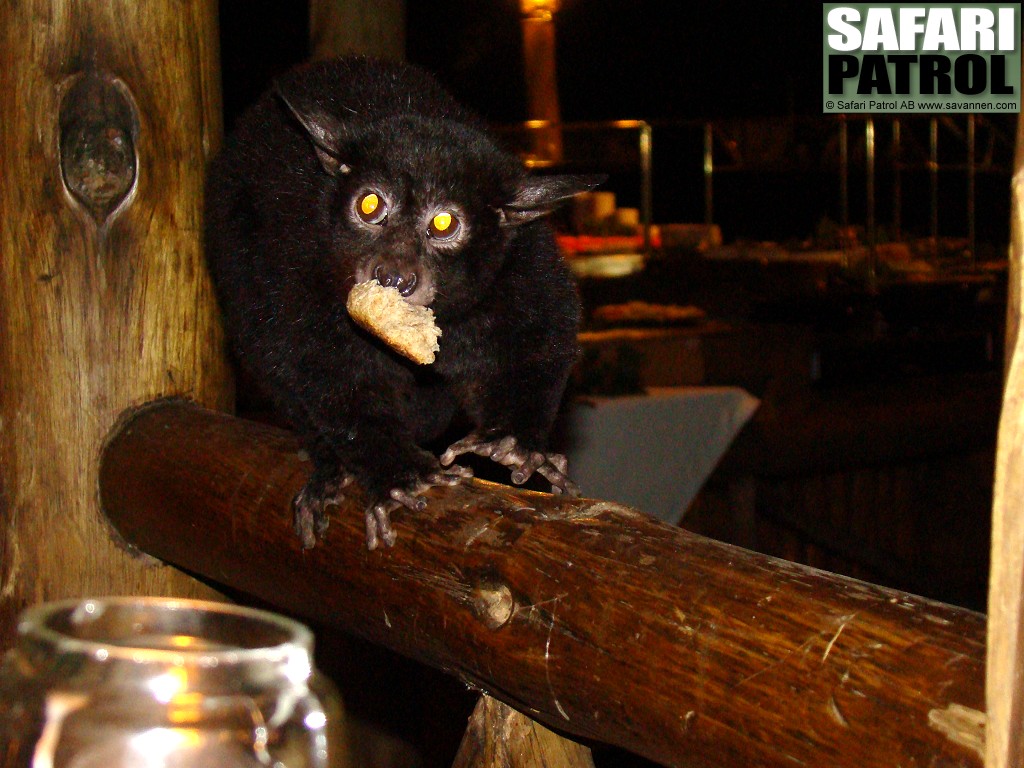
(205, 57), (597, 548)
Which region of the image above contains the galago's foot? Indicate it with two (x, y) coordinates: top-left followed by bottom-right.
(364, 463), (473, 550)
(441, 433), (580, 497)
(293, 471), (354, 549)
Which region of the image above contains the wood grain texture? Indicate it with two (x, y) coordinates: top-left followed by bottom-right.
(0, 1), (230, 647)
(100, 401), (986, 768)
(1005, 110), (1024, 376)
(453, 695), (595, 768)
(987, 107), (1024, 768)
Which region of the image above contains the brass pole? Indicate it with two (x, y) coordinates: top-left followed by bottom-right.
(520, 1), (563, 165)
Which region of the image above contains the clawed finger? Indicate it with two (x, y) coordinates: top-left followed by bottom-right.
(439, 439), (474, 466)
(293, 500), (318, 549)
(547, 453), (569, 475)
(536, 462), (581, 496)
(365, 503), (398, 551)
(510, 451), (546, 485)
(487, 435), (519, 463)
(389, 487), (427, 511)
(428, 465), (473, 486)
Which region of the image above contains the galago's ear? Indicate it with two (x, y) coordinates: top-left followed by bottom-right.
(274, 83), (353, 176)
(499, 174), (607, 227)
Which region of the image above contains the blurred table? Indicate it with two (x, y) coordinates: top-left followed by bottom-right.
(578, 323), (740, 391)
(555, 386), (759, 524)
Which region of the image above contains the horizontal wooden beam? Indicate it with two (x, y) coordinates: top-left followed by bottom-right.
(99, 400), (986, 768)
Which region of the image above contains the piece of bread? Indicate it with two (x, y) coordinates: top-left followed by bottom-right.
(346, 280), (442, 365)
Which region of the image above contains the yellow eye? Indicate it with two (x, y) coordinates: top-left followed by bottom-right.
(356, 192), (387, 224)
(428, 211), (459, 240)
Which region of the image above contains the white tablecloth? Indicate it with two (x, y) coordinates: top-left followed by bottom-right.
(555, 387), (759, 524)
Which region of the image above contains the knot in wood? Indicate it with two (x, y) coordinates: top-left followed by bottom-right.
(59, 72), (138, 224)
(470, 582), (515, 630)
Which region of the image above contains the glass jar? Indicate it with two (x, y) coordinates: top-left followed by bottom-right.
(0, 597), (348, 768)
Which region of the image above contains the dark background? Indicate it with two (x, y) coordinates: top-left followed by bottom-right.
(220, 1), (822, 126)
(218, 1), (1014, 246)
(404, 0), (822, 122)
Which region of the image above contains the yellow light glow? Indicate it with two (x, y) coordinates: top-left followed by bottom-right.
(520, 0), (558, 19)
(432, 212), (452, 232)
(168, 693), (206, 725)
(360, 193), (379, 216)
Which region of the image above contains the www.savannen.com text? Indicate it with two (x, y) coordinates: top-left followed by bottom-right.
(830, 97), (1019, 111)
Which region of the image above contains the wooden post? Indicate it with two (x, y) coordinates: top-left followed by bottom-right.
(1005, 112), (1024, 374)
(453, 696), (595, 768)
(0, 1), (231, 646)
(987, 111), (1024, 768)
(310, 0), (406, 61)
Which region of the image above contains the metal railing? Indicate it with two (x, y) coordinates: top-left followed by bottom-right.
(497, 115), (1014, 263)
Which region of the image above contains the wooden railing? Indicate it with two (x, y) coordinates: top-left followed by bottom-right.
(99, 400), (986, 768)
